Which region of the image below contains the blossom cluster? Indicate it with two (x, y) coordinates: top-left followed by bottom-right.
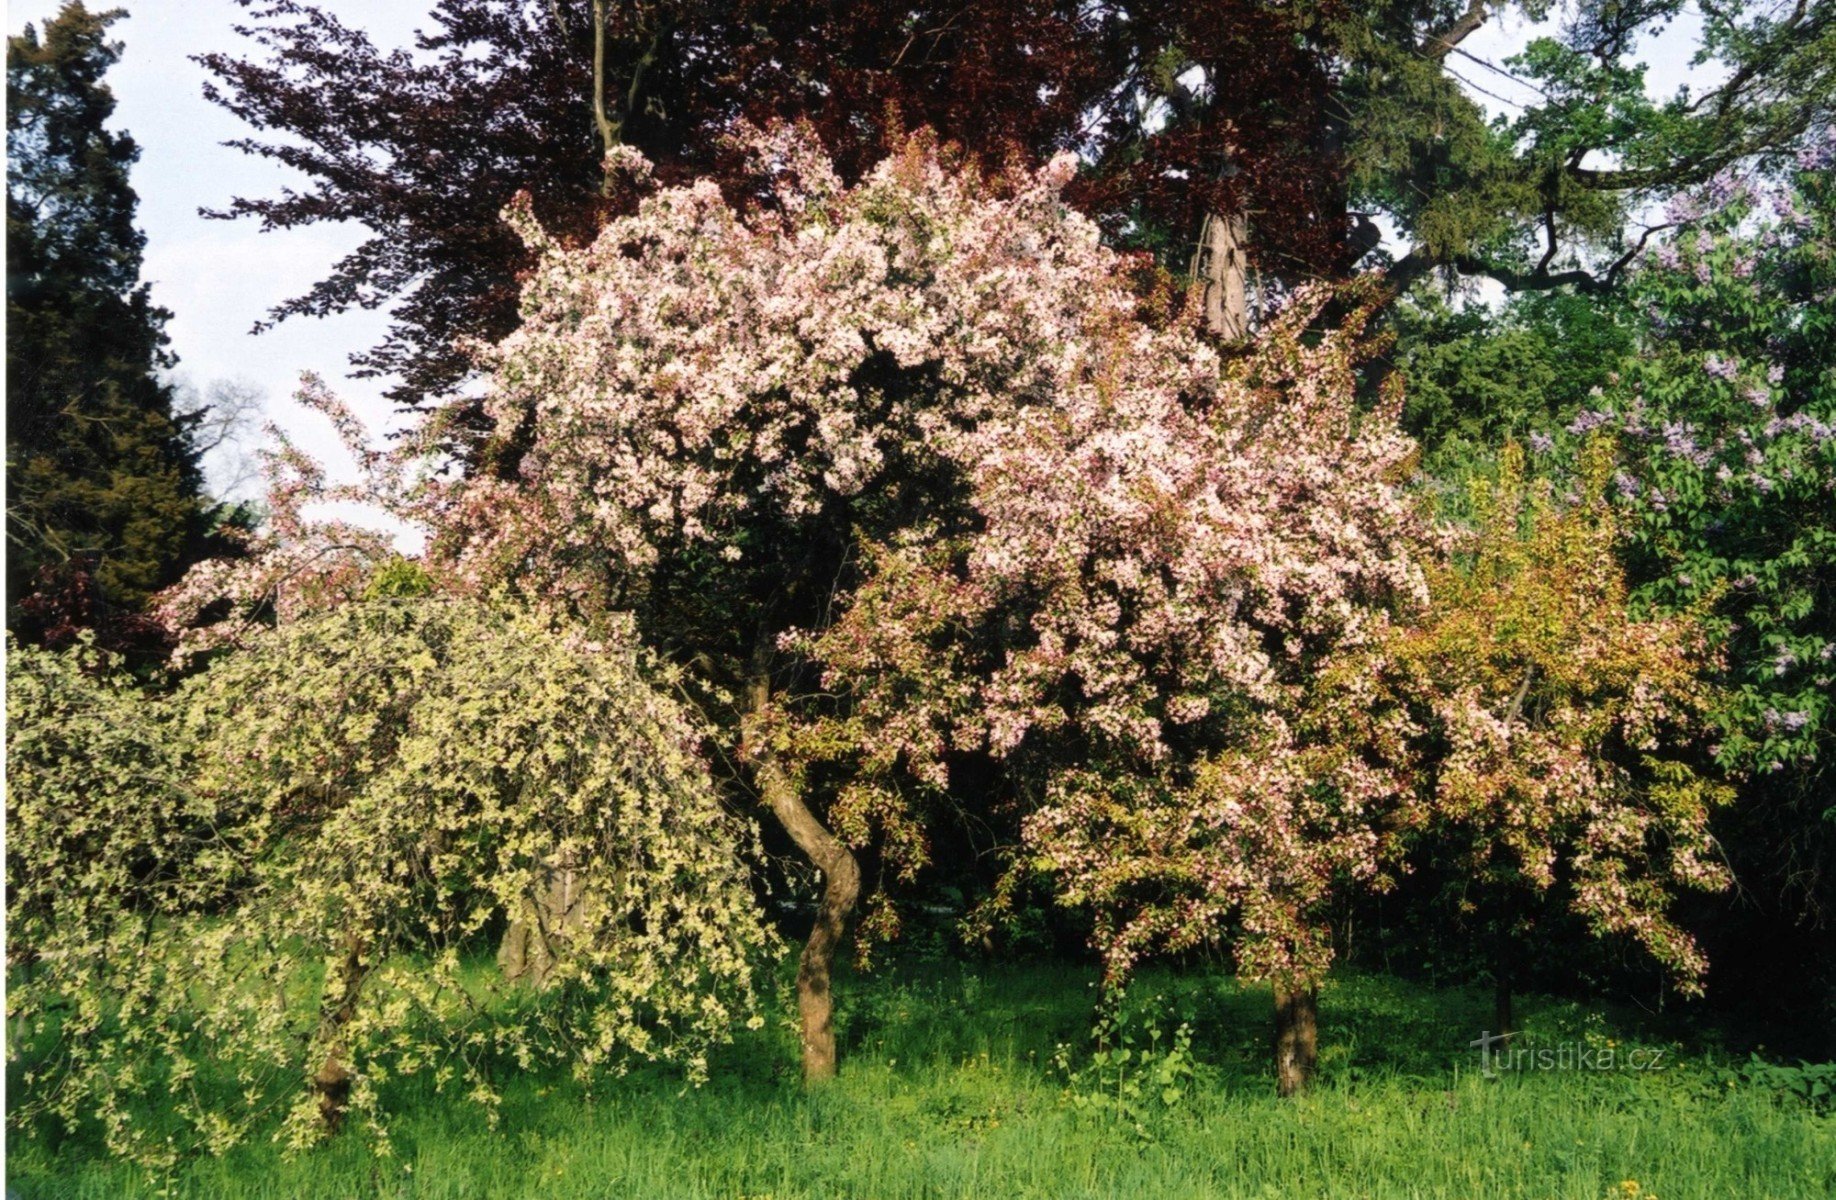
(1375, 442), (1733, 986)
(152, 376), (403, 661)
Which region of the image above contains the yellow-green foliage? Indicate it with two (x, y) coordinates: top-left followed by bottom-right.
(1381, 440), (1733, 983)
(6, 600), (773, 1164)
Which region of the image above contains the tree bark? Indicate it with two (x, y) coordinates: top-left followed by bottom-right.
(1492, 914), (1515, 1038)
(591, 0), (617, 170)
(1191, 209), (1250, 340)
(499, 853), (587, 986)
(1273, 978), (1318, 1097)
(314, 932), (367, 1133)
(745, 676), (862, 1082)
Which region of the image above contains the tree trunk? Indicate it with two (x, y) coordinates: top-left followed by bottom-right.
(499, 853), (587, 986)
(314, 932), (367, 1133)
(1191, 209), (1250, 340)
(745, 677), (861, 1082)
(1273, 978), (1318, 1097)
(591, 0), (617, 171)
(1493, 918), (1515, 1038)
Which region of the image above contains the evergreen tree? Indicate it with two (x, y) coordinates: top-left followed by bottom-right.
(7, 2), (208, 617)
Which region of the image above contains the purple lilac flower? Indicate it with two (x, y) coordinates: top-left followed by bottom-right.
(1704, 353), (1740, 380)
(1569, 410), (1615, 435)
(1662, 421), (1708, 465)
(1665, 192), (1705, 223)
(1528, 432), (1554, 453)
(1798, 129), (1836, 172)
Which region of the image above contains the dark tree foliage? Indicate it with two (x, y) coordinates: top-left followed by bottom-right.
(200, 0), (1833, 406)
(7, 2), (210, 617)
(198, 1), (624, 406)
(11, 555), (173, 660)
(1362, 0), (1836, 293)
(1392, 289), (1637, 473)
(196, 0), (1355, 408)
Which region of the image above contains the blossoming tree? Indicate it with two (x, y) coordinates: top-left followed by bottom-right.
(1377, 441), (1734, 1035)
(798, 281), (1428, 1094)
(330, 127), (1428, 1086)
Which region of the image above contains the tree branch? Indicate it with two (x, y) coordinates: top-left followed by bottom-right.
(592, 0), (617, 174)
(1421, 0), (1492, 62)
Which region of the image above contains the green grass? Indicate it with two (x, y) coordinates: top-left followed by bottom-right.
(8, 959), (1832, 1199)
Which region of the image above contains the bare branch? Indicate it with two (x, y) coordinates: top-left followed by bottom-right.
(1421, 0), (1492, 62)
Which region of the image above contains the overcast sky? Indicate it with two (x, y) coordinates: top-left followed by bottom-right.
(6, 0), (1711, 544)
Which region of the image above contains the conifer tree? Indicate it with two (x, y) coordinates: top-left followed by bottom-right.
(7, 2), (208, 617)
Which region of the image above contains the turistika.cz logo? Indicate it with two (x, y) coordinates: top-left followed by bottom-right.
(1468, 1030), (1668, 1077)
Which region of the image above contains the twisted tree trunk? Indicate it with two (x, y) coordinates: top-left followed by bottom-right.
(744, 674), (861, 1081)
(499, 854), (587, 986)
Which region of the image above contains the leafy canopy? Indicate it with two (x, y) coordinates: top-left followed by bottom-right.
(6, 600), (772, 1163)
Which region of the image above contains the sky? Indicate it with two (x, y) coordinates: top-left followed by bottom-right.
(7, 0), (426, 543)
(5, 1), (1714, 545)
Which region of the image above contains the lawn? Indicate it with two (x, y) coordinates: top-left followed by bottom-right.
(8, 959), (1831, 1199)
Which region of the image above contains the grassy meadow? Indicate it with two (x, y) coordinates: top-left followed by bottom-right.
(7, 959), (1831, 1199)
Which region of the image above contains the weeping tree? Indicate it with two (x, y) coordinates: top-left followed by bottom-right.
(5, 599), (772, 1162)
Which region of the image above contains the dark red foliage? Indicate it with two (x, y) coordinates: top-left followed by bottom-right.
(1066, 1), (1353, 282)
(200, 2), (1352, 409)
(12, 556), (174, 661)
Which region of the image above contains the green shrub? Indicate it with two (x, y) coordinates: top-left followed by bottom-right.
(6, 600), (774, 1164)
